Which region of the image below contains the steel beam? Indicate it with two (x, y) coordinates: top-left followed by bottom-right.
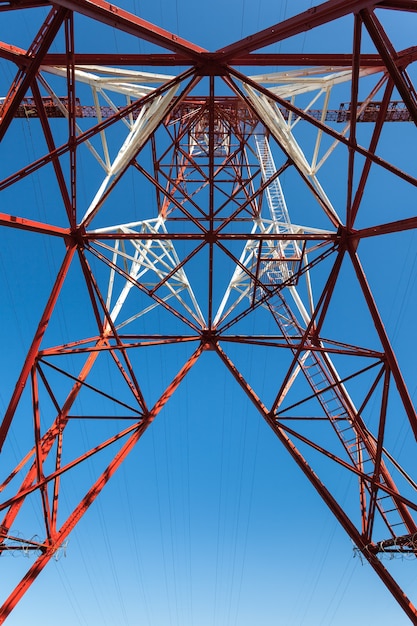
(217, 0), (381, 60)
(51, 0), (207, 59)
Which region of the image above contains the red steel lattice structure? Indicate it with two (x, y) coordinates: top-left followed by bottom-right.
(2, 0), (417, 622)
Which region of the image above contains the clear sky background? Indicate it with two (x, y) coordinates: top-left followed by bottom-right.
(1, 1), (417, 625)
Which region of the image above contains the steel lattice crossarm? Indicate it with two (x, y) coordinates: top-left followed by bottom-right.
(6, 94), (415, 122)
(2, 0), (417, 623)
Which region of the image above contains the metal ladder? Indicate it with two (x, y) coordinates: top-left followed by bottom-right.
(269, 292), (412, 541)
(254, 133), (415, 545)
(254, 134), (302, 284)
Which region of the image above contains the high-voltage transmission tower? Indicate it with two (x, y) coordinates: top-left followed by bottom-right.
(1, 0), (417, 622)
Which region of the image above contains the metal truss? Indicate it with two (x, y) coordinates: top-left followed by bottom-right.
(1, 0), (417, 622)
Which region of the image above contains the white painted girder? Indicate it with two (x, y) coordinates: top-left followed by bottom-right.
(91, 218), (206, 329)
(82, 83), (179, 223)
(30, 64), (382, 341)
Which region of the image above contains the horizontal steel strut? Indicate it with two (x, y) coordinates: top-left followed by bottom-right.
(5, 95), (414, 122)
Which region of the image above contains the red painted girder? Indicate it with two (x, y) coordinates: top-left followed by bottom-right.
(3, 1), (417, 67)
(0, 67), (196, 193)
(0, 7), (67, 141)
(10, 97), (416, 122)
(365, 366), (390, 541)
(33, 52), (387, 67)
(0, 41), (26, 62)
(87, 244), (203, 332)
(216, 0), (382, 59)
(1, 436), (147, 617)
(218, 336), (383, 358)
(2, 41), (416, 70)
(42, 52), (392, 67)
(0, 46), (399, 68)
(31, 368), (54, 541)
(349, 249), (417, 440)
(4, 0), (203, 63)
(381, 0), (417, 9)
(0, 421), (143, 516)
(50, 0), (207, 59)
(361, 9), (417, 125)
(228, 67), (417, 189)
(0, 0), (47, 9)
(65, 14), (77, 227)
(0, 243), (76, 452)
(349, 78), (395, 228)
(0, 344), (203, 622)
(345, 14), (359, 227)
(214, 343), (417, 622)
(356, 215), (417, 237)
(275, 422), (417, 623)
(37, 336), (200, 357)
(2, 31), (417, 70)
(2, 0), (416, 13)
(0, 212), (69, 237)
(0, 333), (142, 539)
(78, 254), (148, 411)
(269, 251), (344, 413)
(345, 14), (362, 227)
(31, 81), (74, 222)
(274, 421), (417, 515)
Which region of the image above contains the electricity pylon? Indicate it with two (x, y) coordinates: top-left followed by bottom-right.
(1, 0), (417, 622)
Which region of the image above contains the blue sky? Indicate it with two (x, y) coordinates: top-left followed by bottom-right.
(1, 1), (417, 625)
